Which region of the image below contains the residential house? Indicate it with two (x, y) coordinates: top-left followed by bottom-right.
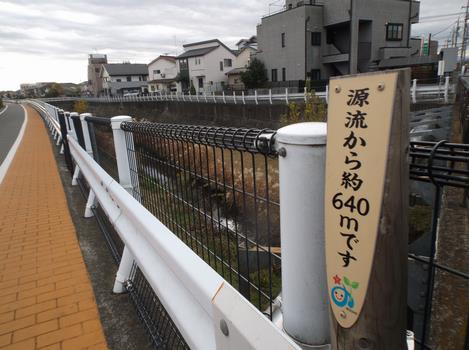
(256, 0), (422, 85)
(235, 36), (258, 50)
(226, 41), (258, 91)
(101, 63), (149, 96)
(87, 54), (107, 96)
(176, 39), (237, 94)
(147, 55), (178, 93)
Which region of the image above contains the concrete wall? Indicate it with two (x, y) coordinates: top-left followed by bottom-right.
(50, 100), (289, 129)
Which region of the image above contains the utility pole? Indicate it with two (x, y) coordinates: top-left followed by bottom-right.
(454, 17), (460, 48)
(460, 2), (469, 70)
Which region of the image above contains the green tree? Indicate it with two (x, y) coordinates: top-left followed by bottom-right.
(45, 83), (64, 98)
(241, 58), (268, 89)
(189, 81), (196, 95)
(0, 97), (3, 109)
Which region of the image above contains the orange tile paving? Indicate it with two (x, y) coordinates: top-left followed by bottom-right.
(0, 106), (108, 350)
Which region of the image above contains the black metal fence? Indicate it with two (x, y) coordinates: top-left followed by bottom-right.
(408, 140), (469, 350)
(121, 122), (281, 318)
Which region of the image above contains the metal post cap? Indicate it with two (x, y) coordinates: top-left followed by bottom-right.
(276, 122), (327, 146)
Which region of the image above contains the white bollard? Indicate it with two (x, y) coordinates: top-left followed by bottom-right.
(275, 122), (330, 348)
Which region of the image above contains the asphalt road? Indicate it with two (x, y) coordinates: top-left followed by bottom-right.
(0, 103), (25, 165)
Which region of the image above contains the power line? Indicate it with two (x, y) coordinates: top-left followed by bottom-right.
(431, 19), (460, 38)
(419, 12), (465, 20)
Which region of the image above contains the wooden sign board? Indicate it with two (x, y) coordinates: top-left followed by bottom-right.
(325, 71), (398, 328)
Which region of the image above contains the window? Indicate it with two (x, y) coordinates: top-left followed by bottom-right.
(198, 77), (203, 88)
(116, 79), (121, 82)
(310, 69), (321, 81)
(282, 68), (286, 81)
(281, 33), (286, 48)
(143, 76), (147, 81)
(153, 69), (160, 74)
(311, 32), (321, 46)
(126, 76), (131, 82)
(224, 59), (232, 67)
(195, 58), (201, 65)
(271, 69), (278, 82)
(220, 61), (223, 71)
(95, 68), (100, 73)
(386, 23), (403, 41)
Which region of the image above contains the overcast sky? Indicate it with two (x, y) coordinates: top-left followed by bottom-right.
(0, 0), (465, 91)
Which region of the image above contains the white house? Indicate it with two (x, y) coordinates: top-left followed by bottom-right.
(226, 44), (258, 91)
(101, 63), (148, 96)
(176, 39), (237, 94)
(147, 55), (177, 93)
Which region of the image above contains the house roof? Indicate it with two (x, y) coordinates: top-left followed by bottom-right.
(183, 39), (222, 48)
(103, 63), (148, 76)
(226, 67), (247, 76)
(180, 39), (235, 57)
(235, 36), (257, 46)
(148, 55), (176, 66)
(176, 46), (219, 59)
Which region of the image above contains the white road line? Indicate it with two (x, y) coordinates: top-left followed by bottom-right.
(0, 105), (28, 185)
(0, 105), (8, 117)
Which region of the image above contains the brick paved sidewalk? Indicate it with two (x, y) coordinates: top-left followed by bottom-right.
(0, 106), (108, 350)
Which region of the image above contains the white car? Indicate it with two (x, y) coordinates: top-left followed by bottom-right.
(123, 92), (140, 97)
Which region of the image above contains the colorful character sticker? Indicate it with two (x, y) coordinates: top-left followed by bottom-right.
(331, 275), (359, 310)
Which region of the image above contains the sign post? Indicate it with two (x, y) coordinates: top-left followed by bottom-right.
(325, 69), (410, 349)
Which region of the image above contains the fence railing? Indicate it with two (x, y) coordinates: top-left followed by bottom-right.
(28, 98), (469, 350)
(37, 78), (455, 105)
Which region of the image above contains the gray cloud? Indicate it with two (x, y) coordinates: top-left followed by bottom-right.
(0, 0), (465, 90)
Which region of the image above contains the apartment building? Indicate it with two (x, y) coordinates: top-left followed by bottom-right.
(256, 0), (421, 83)
(87, 54), (107, 96)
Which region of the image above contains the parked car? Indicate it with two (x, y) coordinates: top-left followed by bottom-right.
(123, 92), (140, 97)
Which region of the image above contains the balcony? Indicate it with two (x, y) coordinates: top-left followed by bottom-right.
(379, 47), (412, 60)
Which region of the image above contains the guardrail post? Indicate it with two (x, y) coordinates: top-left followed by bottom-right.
(222, 91), (226, 104)
(69, 112), (81, 186)
(233, 91), (237, 104)
(242, 90), (246, 104)
(80, 113), (97, 218)
(285, 88), (289, 104)
(111, 115), (133, 192)
(275, 122), (330, 348)
(325, 84), (329, 104)
(412, 79), (417, 104)
(444, 76), (450, 103)
(110, 115), (136, 293)
(255, 90), (258, 105)
(269, 89), (273, 104)
(57, 110), (74, 173)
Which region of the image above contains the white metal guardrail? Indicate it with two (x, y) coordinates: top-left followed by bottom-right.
(31, 101), (308, 350)
(28, 100), (63, 150)
(37, 77), (454, 105)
